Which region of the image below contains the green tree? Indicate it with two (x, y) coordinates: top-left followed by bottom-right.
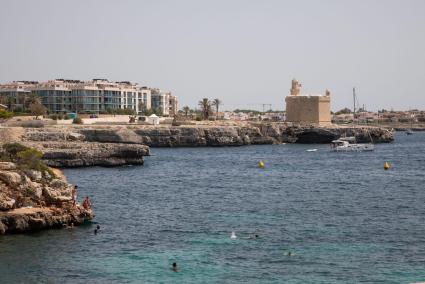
(212, 99), (222, 118)
(335, 107), (352, 115)
(138, 101), (145, 114)
(6, 95), (15, 110)
(182, 106), (190, 118)
(198, 98), (211, 120)
(30, 102), (47, 119)
(144, 108), (154, 116)
(25, 93), (41, 112)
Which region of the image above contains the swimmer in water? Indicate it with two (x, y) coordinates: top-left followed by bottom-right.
(172, 262), (178, 272)
(96, 224), (100, 230)
(94, 229), (98, 235)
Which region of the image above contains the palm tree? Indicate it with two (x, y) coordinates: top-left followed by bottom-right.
(182, 106), (190, 118)
(198, 98), (211, 120)
(212, 99), (222, 118)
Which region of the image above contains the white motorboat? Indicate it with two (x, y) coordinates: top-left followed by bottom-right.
(330, 139), (374, 152)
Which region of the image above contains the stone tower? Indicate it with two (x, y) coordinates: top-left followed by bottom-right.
(285, 79), (331, 125)
(290, 79), (301, 96)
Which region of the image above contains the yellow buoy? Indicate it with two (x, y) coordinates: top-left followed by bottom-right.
(384, 162), (390, 170)
(258, 160), (265, 169)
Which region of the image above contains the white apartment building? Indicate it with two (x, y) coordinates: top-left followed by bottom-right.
(1, 79), (156, 115)
(151, 89), (178, 116)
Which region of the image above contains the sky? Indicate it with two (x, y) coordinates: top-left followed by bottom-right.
(1, 0), (424, 111)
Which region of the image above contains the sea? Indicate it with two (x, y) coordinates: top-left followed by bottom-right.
(1, 132), (424, 283)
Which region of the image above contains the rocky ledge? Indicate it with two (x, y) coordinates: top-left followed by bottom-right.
(18, 124), (393, 147)
(0, 162), (93, 234)
(0, 127), (150, 168)
(24, 141), (150, 168)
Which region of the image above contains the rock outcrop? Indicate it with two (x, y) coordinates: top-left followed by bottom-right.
(0, 162), (93, 234)
(24, 141), (150, 167)
(76, 125), (394, 146)
(0, 127), (150, 168)
(14, 124), (394, 149)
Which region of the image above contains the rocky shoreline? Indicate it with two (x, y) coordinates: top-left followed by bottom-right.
(0, 124), (393, 167)
(0, 126), (150, 168)
(22, 123), (393, 146)
(26, 141), (149, 168)
(0, 162), (93, 234)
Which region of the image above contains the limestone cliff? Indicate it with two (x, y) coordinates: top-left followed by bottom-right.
(0, 127), (150, 168)
(0, 162), (93, 234)
(73, 124), (394, 146)
(1, 124), (394, 159)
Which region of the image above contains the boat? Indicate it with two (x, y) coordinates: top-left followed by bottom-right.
(339, 136), (356, 143)
(330, 139), (374, 151)
(306, 149), (318, 152)
(331, 131), (375, 152)
(330, 87), (374, 152)
(406, 129), (414, 135)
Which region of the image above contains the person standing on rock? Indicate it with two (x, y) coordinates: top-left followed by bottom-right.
(82, 196), (91, 209)
(72, 185), (78, 206)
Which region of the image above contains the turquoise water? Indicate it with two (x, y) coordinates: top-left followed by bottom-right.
(1, 132), (425, 283)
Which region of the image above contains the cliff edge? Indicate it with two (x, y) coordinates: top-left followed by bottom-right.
(0, 162), (93, 234)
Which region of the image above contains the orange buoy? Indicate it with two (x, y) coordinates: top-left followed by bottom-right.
(384, 162), (390, 170)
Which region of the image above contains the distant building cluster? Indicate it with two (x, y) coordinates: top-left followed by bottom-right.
(0, 79), (178, 116)
(333, 110), (425, 124)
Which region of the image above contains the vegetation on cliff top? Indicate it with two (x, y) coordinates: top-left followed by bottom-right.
(0, 109), (13, 119)
(1, 143), (55, 179)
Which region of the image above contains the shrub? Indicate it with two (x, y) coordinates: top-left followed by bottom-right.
(1, 143), (55, 179)
(16, 147), (54, 178)
(195, 116), (202, 121)
(0, 109), (13, 119)
(2, 143), (29, 160)
(49, 114), (59, 120)
(73, 117), (83, 124)
(17, 148), (44, 170)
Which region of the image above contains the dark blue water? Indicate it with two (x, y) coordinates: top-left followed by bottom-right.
(1, 132), (425, 283)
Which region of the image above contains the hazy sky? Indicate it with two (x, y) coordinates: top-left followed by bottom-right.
(1, 0), (424, 111)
